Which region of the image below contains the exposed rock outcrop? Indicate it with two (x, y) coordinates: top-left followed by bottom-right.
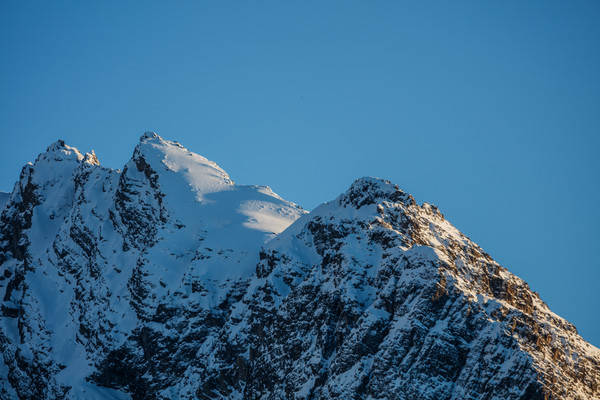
(0, 135), (598, 400)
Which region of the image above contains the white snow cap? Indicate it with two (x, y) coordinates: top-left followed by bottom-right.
(140, 131), (160, 141)
(133, 131), (234, 199)
(36, 140), (84, 164)
(118, 131), (307, 281)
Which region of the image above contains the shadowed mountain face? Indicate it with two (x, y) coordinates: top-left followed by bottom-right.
(0, 134), (598, 400)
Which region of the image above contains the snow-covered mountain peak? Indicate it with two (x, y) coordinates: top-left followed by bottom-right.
(83, 150), (100, 166)
(2, 136), (599, 400)
(123, 132), (307, 242)
(112, 132), (307, 280)
(20, 139), (87, 204)
(338, 176), (415, 209)
(131, 132), (234, 201)
(140, 131), (160, 141)
(36, 139), (84, 164)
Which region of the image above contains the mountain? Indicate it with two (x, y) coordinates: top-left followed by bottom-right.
(0, 193), (8, 211)
(0, 133), (598, 400)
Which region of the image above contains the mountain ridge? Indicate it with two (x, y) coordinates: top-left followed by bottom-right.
(0, 133), (598, 399)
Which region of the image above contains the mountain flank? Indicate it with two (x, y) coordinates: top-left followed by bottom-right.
(0, 133), (598, 399)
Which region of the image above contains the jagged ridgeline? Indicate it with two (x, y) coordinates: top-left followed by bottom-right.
(0, 133), (598, 400)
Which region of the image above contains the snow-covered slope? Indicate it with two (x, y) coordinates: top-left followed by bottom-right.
(0, 133), (305, 399)
(0, 135), (598, 400)
(196, 178), (600, 399)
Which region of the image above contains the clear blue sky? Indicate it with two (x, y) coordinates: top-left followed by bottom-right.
(1, 1), (599, 345)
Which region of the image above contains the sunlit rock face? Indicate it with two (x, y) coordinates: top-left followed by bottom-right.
(0, 134), (598, 400)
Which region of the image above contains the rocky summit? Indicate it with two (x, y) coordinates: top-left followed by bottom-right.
(0, 133), (598, 400)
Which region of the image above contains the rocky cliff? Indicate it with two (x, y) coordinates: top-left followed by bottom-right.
(0, 133), (598, 399)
